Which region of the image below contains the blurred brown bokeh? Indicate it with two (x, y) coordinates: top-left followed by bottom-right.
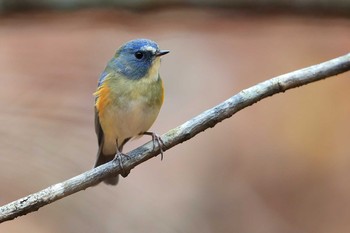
(0, 8), (350, 233)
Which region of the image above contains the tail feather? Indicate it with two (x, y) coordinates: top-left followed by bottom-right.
(94, 148), (119, 186)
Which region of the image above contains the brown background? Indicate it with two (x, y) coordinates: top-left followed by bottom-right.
(0, 8), (350, 233)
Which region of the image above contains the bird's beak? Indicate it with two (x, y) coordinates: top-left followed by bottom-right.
(156, 50), (170, 57)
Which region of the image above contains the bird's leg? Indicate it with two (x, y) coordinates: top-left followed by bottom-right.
(114, 142), (131, 178)
(142, 132), (165, 160)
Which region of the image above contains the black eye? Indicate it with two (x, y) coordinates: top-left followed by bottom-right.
(135, 51), (144, 59)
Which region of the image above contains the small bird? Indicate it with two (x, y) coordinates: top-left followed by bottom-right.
(93, 39), (169, 185)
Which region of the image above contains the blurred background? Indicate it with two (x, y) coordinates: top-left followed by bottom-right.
(0, 1), (350, 233)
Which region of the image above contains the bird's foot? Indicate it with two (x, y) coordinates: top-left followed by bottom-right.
(114, 152), (131, 177)
(143, 132), (165, 160)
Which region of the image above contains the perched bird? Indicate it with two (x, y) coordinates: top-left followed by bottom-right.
(93, 39), (169, 185)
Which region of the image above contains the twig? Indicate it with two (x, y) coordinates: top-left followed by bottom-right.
(1, 53), (349, 223)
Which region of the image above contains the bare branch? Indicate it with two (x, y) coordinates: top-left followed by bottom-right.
(1, 53), (350, 223)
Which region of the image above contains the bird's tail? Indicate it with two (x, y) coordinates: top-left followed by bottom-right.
(94, 147), (119, 185)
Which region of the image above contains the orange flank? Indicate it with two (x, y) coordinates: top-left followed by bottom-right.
(94, 82), (111, 116)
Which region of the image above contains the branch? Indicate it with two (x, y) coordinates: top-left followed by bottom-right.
(1, 53), (350, 223)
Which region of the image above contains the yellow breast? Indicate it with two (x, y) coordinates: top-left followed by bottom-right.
(94, 68), (164, 151)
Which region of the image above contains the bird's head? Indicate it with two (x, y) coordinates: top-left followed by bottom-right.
(110, 39), (169, 80)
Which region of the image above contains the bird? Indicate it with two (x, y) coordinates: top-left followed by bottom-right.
(93, 39), (169, 185)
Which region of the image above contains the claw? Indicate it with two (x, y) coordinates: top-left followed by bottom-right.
(114, 151), (130, 178)
(143, 132), (165, 160)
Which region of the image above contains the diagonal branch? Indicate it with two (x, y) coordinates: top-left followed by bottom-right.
(1, 53), (350, 223)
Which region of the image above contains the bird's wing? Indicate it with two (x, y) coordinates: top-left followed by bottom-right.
(94, 107), (103, 146)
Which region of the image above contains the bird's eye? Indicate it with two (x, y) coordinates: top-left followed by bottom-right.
(134, 51), (144, 59)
